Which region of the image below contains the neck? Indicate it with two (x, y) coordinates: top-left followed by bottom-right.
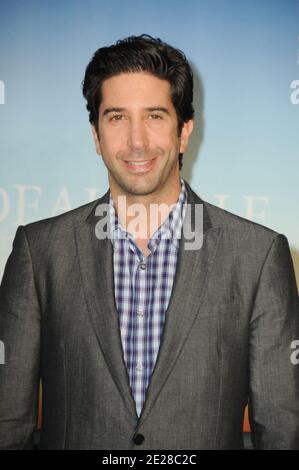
(110, 176), (182, 240)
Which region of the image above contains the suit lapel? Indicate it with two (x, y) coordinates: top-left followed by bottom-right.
(74, 190), (139, 421)
(74, 180), (223, 425)
(137, 181), (223, 426)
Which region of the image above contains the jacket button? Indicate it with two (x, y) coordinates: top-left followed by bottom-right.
(133, 433), (145, 445)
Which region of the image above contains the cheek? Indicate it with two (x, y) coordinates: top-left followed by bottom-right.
(150, 126), (179, 148)
(99, 132), (123, 157)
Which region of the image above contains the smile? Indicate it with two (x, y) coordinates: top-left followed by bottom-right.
(123, 157), (158, 173)
(126, 161), (150, 166)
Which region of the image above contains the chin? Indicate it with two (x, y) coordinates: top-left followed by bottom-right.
(121, 179), (160, 197)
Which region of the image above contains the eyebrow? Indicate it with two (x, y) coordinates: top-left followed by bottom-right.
(101, 106), (170, 117)
(146, 107), (170, 115)
(102, 107), (125, 117)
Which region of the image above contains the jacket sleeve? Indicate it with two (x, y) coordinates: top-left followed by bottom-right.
(0, 225), (41, 449)
(248, 233), (299, 449)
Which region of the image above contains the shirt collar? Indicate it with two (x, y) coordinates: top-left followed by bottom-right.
(108, 176), (188, 251)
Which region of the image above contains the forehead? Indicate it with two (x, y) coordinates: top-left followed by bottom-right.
(100, 72), (173, 108)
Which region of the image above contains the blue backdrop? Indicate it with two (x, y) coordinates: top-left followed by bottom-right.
(1, 0), (298, 288)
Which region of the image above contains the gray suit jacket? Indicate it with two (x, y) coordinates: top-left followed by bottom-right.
(0, 180), (299, 449)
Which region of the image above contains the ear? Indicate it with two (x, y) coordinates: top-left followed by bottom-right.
(179, 119), (194, 154)
(91, 124), (102, 156)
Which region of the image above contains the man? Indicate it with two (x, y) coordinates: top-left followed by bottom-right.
(0, 34), (298, 450)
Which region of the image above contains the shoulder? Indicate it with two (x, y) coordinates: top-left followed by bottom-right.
(185, 181), (286, 254)
(20, 188), (110, 241)
(204, 198), (279, 236)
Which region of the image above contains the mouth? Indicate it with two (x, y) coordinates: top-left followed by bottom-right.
(123, 156), (158, 173)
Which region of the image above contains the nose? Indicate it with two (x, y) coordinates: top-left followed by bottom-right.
(127, 118), (149, 152)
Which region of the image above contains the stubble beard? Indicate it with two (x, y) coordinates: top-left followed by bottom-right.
(108, 151), (179, 198)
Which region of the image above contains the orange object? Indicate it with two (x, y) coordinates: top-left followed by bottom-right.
(243, 404), (251, 432)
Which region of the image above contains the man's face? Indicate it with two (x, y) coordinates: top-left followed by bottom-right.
(91, 72), (193, 197)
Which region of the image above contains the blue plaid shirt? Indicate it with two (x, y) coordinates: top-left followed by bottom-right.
(108, 176), (188, 417)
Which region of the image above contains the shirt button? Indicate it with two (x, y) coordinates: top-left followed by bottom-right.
(136, 363), (143, 371)
(139, 261), (147, 270)
(137, 310), (144, 317)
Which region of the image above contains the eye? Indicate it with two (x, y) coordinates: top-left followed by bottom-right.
(149, 114), (162, 120)
(110, 114), (124, 121)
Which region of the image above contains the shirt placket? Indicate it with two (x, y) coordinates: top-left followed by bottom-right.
(131, 243), (148, 417)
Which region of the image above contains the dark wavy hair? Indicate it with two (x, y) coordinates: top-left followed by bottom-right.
(82, 34), (194, 170)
